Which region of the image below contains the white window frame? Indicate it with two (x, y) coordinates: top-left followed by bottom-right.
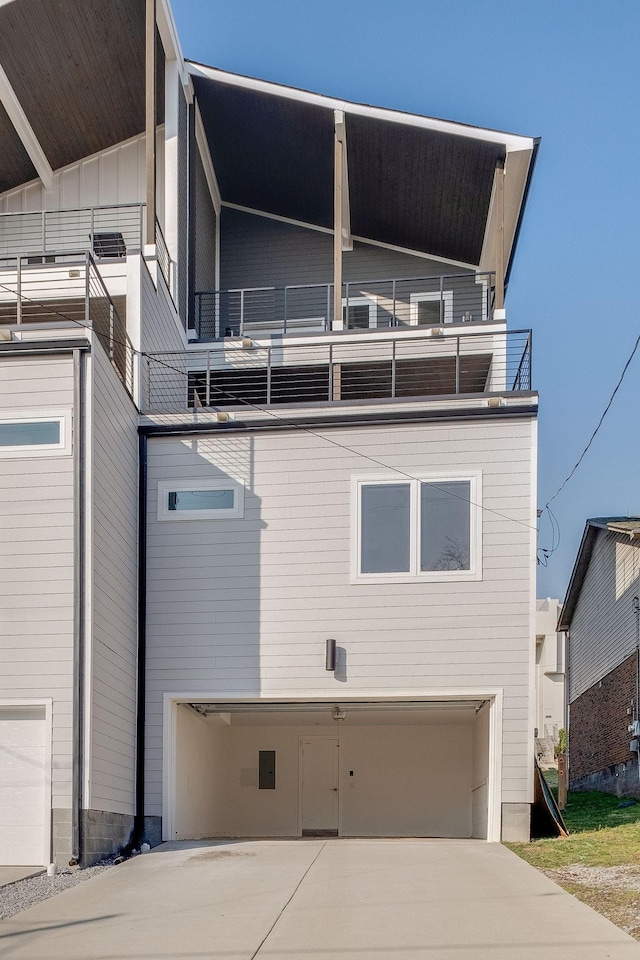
(409, 290), (454, 325)
(342, 295), (377, 329)
(157, 478), (245, 521)
(351, 472), (482, 584)
(0, 410), (72, 459)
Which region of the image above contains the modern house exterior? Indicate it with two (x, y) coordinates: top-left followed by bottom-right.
(534, 598), (565, 762)
(0, 0), (540, 866)
(559, 518), (640, 798)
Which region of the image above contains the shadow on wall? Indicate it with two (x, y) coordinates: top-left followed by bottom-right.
(145, 433), (266, 840)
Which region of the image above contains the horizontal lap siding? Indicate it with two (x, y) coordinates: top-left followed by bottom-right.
(219, 207), (468, 290)
(89, 346), (139, 815)
(568, 530), (640, 702)
(145, 416), (535, 814)
(0, 356), (75, 808)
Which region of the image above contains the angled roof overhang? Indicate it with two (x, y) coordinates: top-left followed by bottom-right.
(0, 0), (166, 190)
(189, 63), (539, 272)
(558, 517), (640, 632)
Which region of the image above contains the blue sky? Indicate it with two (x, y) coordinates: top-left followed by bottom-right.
(172, 0), (640, 600)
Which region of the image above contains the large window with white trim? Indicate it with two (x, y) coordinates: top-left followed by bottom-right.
(353, 475), (480, 581)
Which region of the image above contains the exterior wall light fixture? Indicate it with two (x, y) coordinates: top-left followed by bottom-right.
(325, 638), (336, 671)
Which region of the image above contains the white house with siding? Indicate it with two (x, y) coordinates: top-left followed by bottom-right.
(0, 0), (539, 866)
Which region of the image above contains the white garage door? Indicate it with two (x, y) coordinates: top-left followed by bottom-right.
(0, 707), (47, 865)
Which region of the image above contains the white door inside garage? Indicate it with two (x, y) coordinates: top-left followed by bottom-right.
(0, 706), (48, 865)
(172, 699), (494, 842)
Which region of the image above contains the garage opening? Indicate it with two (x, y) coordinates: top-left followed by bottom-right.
(171, 699), (492, 842)
(0, 705), (48, 866)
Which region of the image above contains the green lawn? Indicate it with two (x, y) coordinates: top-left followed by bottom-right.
(506, 789), (640, 869)
(506, 787), (640, 940)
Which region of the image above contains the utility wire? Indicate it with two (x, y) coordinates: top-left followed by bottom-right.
(545, 330), (640, 508)
(1, 278), (539, 533)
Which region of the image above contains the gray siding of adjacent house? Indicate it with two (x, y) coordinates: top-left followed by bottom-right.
(139, 257), (187, 412)
(0, 355), (75, 812)
(219, 208), (472, 291)
(88, 343), (139, 818)
(568, 529), (640, 703)
(144, 415), (536, 819)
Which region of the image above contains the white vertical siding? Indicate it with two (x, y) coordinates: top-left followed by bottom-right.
(0, 357), (75, 810)
(0, 136), (146, 213)
(88, 345), (139, 815)
(145, 415), (536, 816)
(568, 530), (640, 702)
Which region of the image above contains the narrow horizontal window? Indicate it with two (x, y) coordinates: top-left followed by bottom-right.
(0, 412), (70, 458)
(168, 489), (235, 512)
(157, 479), (245, 521)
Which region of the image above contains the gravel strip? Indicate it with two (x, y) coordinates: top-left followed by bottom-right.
(0, 860), (115, 922)
(548, 863), (640, 890)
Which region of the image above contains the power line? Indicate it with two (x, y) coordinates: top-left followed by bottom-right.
(545, 330), (640, 508)
(0, 278), (539, 533)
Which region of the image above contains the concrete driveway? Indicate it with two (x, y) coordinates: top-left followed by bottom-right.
(2, 839), (640, 959)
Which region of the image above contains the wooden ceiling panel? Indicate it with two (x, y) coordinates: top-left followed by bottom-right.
(0, 0), (164, 172)
(0, 100), (37, 192)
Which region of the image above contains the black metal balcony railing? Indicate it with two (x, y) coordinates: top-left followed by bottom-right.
(194, 272), (496, 340)
(144, 328), (531, 414)
(0, 251), (134, 398)
(0, 204), (145, 261)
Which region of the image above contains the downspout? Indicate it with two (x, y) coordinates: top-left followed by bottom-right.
(71, 347), (86, 866)
(132, 432), (148, 849)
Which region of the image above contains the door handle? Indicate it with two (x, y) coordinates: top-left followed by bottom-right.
(332, 788), (338, 791)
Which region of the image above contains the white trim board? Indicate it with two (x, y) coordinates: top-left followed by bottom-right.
(187, 63), (535, 153)
(162, 689), (503, 844)
(0, 63), (54, 189)
(221, 203), (478, 271)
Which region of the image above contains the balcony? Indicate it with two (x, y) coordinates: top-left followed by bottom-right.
(143, 327), (531, 414)
(0, 203), (174, 297)
(0, 251), (134, 398)
(194, 272), (496, 340)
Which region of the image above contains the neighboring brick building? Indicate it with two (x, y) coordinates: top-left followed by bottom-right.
(559, 518), (640, 798)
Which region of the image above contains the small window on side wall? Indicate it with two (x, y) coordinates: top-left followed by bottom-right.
(157, 479), (245, 521)
(0, 411), (71, 458)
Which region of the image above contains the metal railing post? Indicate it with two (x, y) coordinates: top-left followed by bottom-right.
(109, 303), (114, 360)
(206, 352), (211, 406)
(328, 343), (334, 401)
(85, 253), (91, 326)
(284, 287), (288, 334)
(391, 339), (397, 398)
(16, 257), (22, 324)
(455, 336), (460, 394)
(41, 211), (46, 254)
(440, 274), (444, 324)
(345, 281), (350, 328)
(326, 284), (331, 330)
(528, 331), (532, 389)
(240, 289), (245, 336)
(90, 207), (95, 255)
(392, 279), (396, 326)
(267, 346), (272, 404)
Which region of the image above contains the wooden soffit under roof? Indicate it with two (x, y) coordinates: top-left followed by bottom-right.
(190, 64), (538, 270)
(0, 0), (165, 189)
(0, 99), (36, 192)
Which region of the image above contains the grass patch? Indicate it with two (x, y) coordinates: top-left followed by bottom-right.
(506, 791), (640, 870)
(506, 790), (640, 940)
